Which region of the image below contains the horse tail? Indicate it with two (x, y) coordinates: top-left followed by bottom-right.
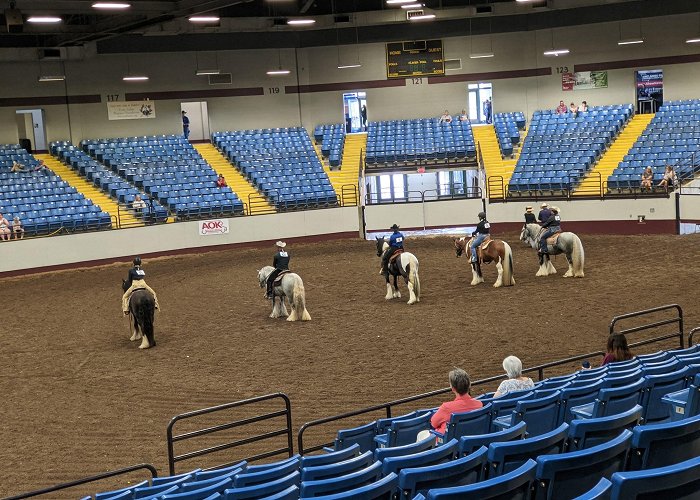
(502, 241), (515, 286)
(293, 279), (311, 321)
(571, 233), (585, 278)
(409, 255), (420, 300)
(140, 296), (156, 347)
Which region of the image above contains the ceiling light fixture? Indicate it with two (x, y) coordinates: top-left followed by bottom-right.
(266, 69), (290, 75)
(408, 13), (435, 21)
(686, 37), (700, 43)
(189, 15), (220, 22)
(287, 18), (315, 25)
(123, 75), (149, 81)
(543, 49), (569, 56)
(618, 38), (644, 45)
(92, 2), (131, 9)
(38, 75), (66, 82)
(27, 16), (62, 23)
(470, 52), (495, 59)
(386, 0), (416, 4)
(400, 3), (423, 8)
(338, 64), (361, 69)
(195, 69), (220, 75)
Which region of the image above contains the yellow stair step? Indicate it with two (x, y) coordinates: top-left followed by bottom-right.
(35, 154), (141, 227)
(472, 125), (522, 200)
(315, 133), (365, 206)
(193, 144), (275, 215)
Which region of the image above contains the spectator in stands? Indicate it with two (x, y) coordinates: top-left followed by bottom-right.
(12, 216), (24, 240)
(423, 368), (483, 436)
(658, 165), (677, 191)
(361, 105), (367, 129)
(439, 110), (452, 123)
(483, 98), (492, 124)
(524, 206), (537, 224)
(602, 333), (634, 365)
(494, 356), (535, 398)
(458, 109), (469, 122)
(266, 241), (290, 299)
(539, 206), (561, 255)
(132, 195), (146, 215)
(537, 203), (552, 223)
(556, 100), (568, 114)
(569, 102), (578, 116)
(32, 160), (49, 175)
(216, 174), (228, 188)
(578, 101), (589, 113)
(11, 160), (25, 173)
(182, 111), (190, 140)
(640, 166), (654, 191)
(0, 212), (10, 241)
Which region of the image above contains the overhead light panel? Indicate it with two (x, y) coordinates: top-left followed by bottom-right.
(543, 49), (569, 56)
(338, 64), (362, 69)
(387, 0), (416, 4)
(195, 69), (220, 75)
(27, 16), (62, 23)
(287, 18), (315, 25)
(38, 75), (66, 82)
(469, 52), (494, 59)
(687, 37), (700, 43)
(400, 2), (423, 8)
(618, 38), (644, 45)
(92, 2), (131, 9)
(266, 69), (290, 75)
(189, 15), (220, 22)
(123, 75), (149, 81)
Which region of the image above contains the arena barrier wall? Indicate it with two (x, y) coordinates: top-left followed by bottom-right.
(679, 192), (700, 234)
(0, 206), (359, 276)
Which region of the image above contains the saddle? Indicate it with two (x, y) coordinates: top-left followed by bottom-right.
(388, 249), (404, 264)
(272, 270), (291, 286)
(479, 237), (493, 251)
(546, 230), (562, 246)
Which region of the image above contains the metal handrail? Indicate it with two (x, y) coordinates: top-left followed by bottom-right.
(609, 303), (684, 349)
(6, 463), (158, 500)
(166, 393), (293, 475)
(688, 326), (700, 346)
(365, 184), (482, 205)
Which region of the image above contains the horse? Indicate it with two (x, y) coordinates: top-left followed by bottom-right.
(257, 266), (311, 321)
(520, 223), (585, 278)
(375, 237), (421, 305)
(121, 280), (156, 349)
(454, 236), (515, 287)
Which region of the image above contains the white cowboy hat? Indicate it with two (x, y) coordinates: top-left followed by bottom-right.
(275, 241), (286, 247)
(525, 206), (533, 212)
(541, 203), (549, 208)
(551, 206), (560, 213)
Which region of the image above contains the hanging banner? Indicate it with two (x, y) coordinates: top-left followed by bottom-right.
(636, 69), (663, 111)
(198, 219), (230, 236)
(107, 100), (156, 120)
(562, 71), (608, 91)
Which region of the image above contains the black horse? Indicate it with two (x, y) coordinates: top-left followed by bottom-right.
(122, 280), (156, 349)
(374, 236), (421, 304)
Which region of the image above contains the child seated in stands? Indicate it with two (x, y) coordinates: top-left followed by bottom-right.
(12, 216), (24, 240)
(640, 166), (654, 191)
(216, 174), (227, 188)
(658, 165), (677, 191)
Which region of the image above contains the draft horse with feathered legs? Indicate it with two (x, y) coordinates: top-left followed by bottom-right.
(520, 223), (585, 278)
(121, 280), (156, 349)
(454, 236), (515, 287)
(375, 237), (421, 305)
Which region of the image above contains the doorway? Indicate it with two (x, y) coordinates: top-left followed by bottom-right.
(467, 82), (493, 124)
(342, 91), (367, 133)
(15, 109), (47, 152)
(180, 101), (210, 141)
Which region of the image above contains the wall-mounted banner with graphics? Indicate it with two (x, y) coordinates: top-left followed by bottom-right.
(198, 219), (230, 236)
(107, 100), (156, 120)
(562, 71), (608, 91)
(636, 69), (663, 111)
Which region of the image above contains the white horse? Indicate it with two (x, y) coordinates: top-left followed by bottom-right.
(257, 266), (311, 321)
(520, 223), (585, 278)
(375, 237), (421, 305)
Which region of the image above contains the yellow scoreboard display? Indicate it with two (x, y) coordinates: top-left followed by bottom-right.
(386, 40), (444, 79)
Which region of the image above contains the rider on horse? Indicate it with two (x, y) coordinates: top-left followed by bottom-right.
(539, 206), (561, 255)
(380, 224), (404, 276)
(122, 256), (160, 314)
(266, 241), (290, 299)
(538, 203), (552, 223)
(470, 212), (490, 262)
(524, 206), (537, 225)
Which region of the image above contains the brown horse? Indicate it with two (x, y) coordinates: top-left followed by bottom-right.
(454, 236), (515, 287)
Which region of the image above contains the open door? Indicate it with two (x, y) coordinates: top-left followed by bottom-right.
(467, 83), (493, 124)
(342, 91), (367, 133)
(180, 101), (210, 141)
(15, 109), (47, 152)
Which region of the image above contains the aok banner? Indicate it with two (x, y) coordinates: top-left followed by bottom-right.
(562, 71), (608, 91)
(198, 219), (230, 236)
(107, 100), (156, 120)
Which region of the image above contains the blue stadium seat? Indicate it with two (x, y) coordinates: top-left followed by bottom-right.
(571, 478), (611, 499)
(609, 455), (700, 499)
(221, 471), (300, 499)
(570, 379), (645, 419)
(381, 439), (458, 476)
(301, 451), (373, 481)
(492, 391), (561, 436)
(373, 435), (434, 462)
(458, 421), (527, 456)
(661, 373), (700, 421)
(628, 411), (700, 470)
(300, 444), (360, 468)
(300, 461), (382, 497)
(302, 473), (398, 500)
(161, 477), (233, 499)
(487, 423), (569, 476)
(432, 404), (492, 444)
(374, 412), (433, 448)
(195, 463), (247, 481)
(640, 366), (691, 423)
(234, 460), (299, 487)
(331, 422), (377, 453)
(567, 405), (642, 451)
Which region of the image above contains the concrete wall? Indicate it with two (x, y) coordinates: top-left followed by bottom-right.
(2, 14), (700, 145)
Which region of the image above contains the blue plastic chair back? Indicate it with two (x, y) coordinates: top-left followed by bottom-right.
(162, 477), (233, 499)
(221, 471), (300, 500)
(487, 423), (569, 477)
(301, 450), (373, 481)
(439, 404), (492, 443)
(303, 473), (398, 500)
(559, 380), (604, 424)
(629, 412), (700, 470)
(568, 405), (642, 451)
(571, 478), (611, 499)
(641, 367), (690, 423)
(609, 455), (700, 499)
(381, 439), (458, 476)
(300, 444), (360, 468)
(234, 459), (299, 487)
(373, 435), (434, 462)
(458, 421), (527, 456)
(334, 422), (377, 453)
(375, 412), (433, 448)
(300, 461), (382, 497)
(510, 391), (562, 436)
(257, 485), (298, 500)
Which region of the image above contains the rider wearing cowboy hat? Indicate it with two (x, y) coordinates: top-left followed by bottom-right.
(524, 206), (537, 224)
(380, 224), (404, 276)
(122, 256), (160, 314)
(470, 212), (490, 263)
(538, 203), (552, 224)
(266, 241), (290, 299)
(539, 206), (561, 254)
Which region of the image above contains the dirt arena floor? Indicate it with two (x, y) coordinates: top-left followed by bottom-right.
(2, 232), (700, 498)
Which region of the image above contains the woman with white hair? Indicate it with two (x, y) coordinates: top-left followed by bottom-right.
(494, 356), (534, 398)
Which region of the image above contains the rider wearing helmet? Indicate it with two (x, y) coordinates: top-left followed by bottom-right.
(469, 212), (490, 263)
(266, 241), (290, 299)
(539, 206), (561, 254)
(380, 224), (404, 276)
(122, 256), (160, 314)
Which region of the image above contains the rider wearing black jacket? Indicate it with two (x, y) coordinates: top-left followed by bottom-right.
(266, 241), (290, 299)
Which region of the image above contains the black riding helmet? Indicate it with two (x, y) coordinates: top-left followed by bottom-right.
(478, 212), (486, 220)
(133, 256), (142, 266)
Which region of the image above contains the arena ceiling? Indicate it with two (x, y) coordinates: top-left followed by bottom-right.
(1, 0), (699, 52)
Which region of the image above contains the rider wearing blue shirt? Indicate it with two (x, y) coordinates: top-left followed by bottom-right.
(539, 206), (561, 254)
(470, 212), (490, 262)
(381, 224), (404, 276)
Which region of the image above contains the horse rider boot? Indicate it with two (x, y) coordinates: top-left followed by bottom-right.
(122, 257), (160, 314)
(266, 241), (290, 299)
(470, 212), (490, 263)
(381, 224), (404, 276)
(539, 207), (561, 254)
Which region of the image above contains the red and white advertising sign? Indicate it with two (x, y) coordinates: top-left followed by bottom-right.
(198, 219), (229, 236)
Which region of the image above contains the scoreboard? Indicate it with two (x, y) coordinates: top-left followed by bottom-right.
(386, 40), (444, 79)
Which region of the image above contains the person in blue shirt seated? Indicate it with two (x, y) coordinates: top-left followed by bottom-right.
(539, 206), (561, 254)
(380, 224), (404, 276)
(469, 212), (490, 263)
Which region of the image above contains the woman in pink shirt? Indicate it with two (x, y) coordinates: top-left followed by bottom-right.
(429, 368), (483, 434)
